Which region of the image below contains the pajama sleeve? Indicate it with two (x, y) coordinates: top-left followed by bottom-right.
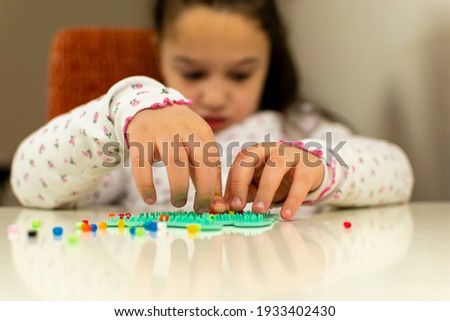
(283, 106), (414, 206)
(10, 76), (191, 209)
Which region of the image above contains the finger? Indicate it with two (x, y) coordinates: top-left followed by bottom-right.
(226, 144), (267, 211)
(156, 136), (190, 207)
(246, 183), (258, 203)
(223, 167), (233, 210)
(252, 153), (291, 214)
(129, 138), (156, 205)
(210, 161), (226, 213)
(280, 168), (312, 220)
(185, 133), (219, 213)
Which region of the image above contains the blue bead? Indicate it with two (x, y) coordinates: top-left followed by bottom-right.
(52, 226), (63, 236)
(91, 224), (98, 232)
(149, 221), (158, 232)
(143, 222), (152, 231)
(129, 226), (136, 235)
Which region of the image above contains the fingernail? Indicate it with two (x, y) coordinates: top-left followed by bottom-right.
(174, 199), (187, 207)
(145, 197), (155, 205)
(253, 201), (265, 211)
(197, 207), (209, 214)
(231, 197), (242, 209)
(213, 199), (225, 209)
(282, 208), (292, 219)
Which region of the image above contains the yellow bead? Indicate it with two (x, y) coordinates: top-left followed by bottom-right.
(118, 219), (125, 229)
(186, 224), (201, 234)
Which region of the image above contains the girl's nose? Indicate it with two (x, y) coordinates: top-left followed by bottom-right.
(198, 83), (230, 111)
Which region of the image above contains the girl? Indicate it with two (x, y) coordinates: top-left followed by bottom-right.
(10, 0), (414, 220)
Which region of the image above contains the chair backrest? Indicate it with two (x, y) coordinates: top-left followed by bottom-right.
(47, 27), (162, 120)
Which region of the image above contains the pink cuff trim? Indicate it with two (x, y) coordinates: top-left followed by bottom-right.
(123, 98), (192, 149)
(279, 139), (336, 204)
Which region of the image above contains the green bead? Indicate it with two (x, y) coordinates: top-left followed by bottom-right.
(32, 220), (41, 229)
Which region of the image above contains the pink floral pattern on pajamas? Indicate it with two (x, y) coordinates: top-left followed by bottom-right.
(10, 76), (414, 210)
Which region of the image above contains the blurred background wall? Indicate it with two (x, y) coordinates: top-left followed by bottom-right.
(0, 0), (449, 204)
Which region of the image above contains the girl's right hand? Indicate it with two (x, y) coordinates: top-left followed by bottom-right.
(126, 106), (226, 213)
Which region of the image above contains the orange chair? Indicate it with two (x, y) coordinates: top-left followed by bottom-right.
(47, 27), (162, 121)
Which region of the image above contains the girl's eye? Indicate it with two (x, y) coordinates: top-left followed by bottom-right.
(229, 72), (251, 81)
(181, 71), (206, 80)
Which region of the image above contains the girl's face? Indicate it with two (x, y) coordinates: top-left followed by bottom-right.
(159, 6), (270, 132)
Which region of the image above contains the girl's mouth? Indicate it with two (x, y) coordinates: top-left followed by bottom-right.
(203, 117), (227, 131)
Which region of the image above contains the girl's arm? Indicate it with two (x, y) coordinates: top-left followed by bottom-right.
(10, 76), (191, 208)
(297, 119), (414, 206)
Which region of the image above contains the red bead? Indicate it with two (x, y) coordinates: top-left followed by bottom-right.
(82, 219), (89, 225)
(81, 222), (91, 232)
(343, 221), (352, 229)
(159, 214), (169, 222)
(125, 213), (131, 219)
(119, 213), (124, 219)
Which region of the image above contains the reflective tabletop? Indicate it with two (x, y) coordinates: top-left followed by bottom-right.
(0, 203), (449, 300)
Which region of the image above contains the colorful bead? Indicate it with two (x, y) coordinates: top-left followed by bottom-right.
(81, 222), (91, 232)
(98, 221), (107, 229)
(186, 224), (201, 234)
(159, 214), (169, 222)
(7, 224), (19, 234)
(149, 221), (158, 232)
(118, 219), (125, 229)
(343, 221), (352, 229)
(75, 222), (82, 229)
(118, 213), (125, 219)
(136, 227), (145, 236)
(125, 212), (131, 219)
(31, 220), (41, 229)
(52, 226), (63, 236)
(108, 213), (115, 219)
(91, 224), (98, 232)
(129, 226), (136, 235)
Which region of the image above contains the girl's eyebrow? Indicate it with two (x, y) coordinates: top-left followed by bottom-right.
(232, 57), (260, 67)
(173, 56), (260, 67)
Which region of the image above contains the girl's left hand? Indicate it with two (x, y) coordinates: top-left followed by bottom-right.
(224, 142), (324, 220)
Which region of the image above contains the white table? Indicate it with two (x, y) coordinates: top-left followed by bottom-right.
(0, 203), (449, 300)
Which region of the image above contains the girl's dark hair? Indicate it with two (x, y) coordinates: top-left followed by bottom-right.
(153, 0), (300, 112)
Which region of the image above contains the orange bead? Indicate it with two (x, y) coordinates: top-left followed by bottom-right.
(81, 222), (91, 232)
(98, 221), (107, 229)
(159, 214), (169, 222)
